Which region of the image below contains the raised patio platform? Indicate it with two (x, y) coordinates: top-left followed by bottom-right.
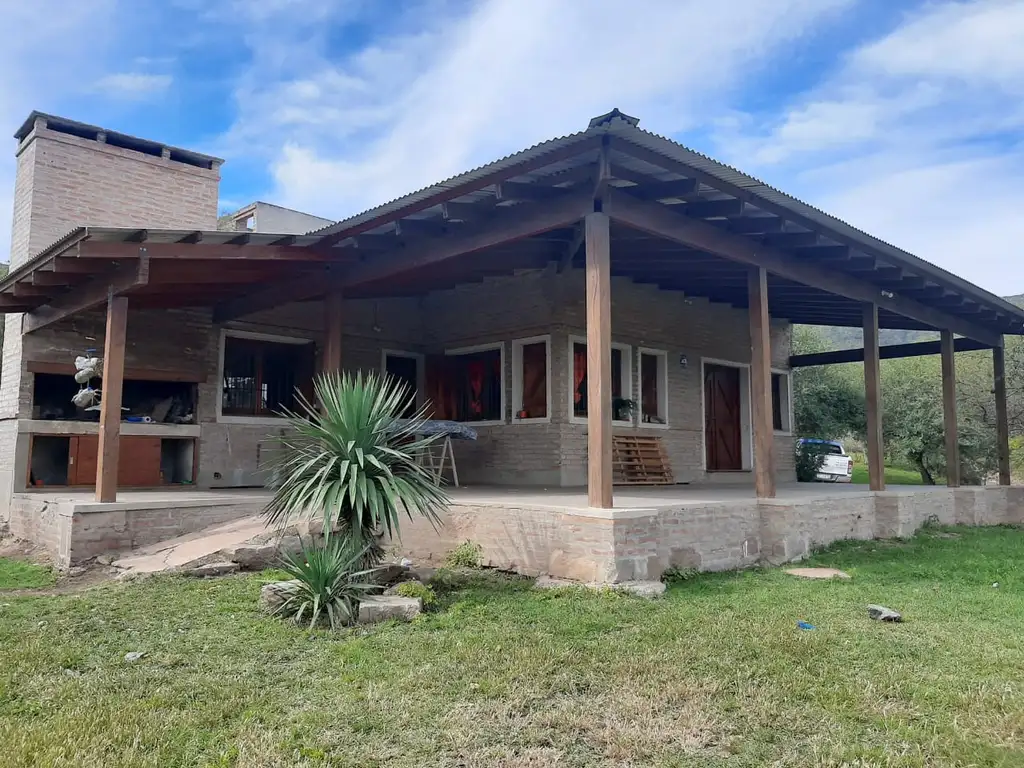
(8, 483), (1023, 576)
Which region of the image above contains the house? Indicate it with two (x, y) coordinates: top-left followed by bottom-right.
(1, 109), (1021, 576)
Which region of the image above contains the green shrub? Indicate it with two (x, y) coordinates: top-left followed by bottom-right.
(444, 541), (483, 569)
(795, 441), (828, 482)
(660, 566), (699, 585)
(274, 536), (381, 630)
(395, 580), (436, 607)
(264, 371), (450, 568)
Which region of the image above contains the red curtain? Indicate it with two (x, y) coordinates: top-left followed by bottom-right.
(467, 359), (485, 416)
(573, 347), (587, 405)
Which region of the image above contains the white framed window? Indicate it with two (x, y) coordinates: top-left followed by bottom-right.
(434, 342), (506, 425)
(510, 335), (551, 423)
(637, 347), (669, 428)
(217, 329), (315, 424)
(381, 349), (424, 418)
(568, 336), (633, 425)
(771, 369), (793, 435)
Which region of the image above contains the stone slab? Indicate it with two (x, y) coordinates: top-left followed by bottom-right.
(784, 567), (851, 580)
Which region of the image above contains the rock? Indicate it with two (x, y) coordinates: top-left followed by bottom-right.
(358, 595), (421, 624)
(534, 575), (665, 598)
(260, 580), (299, 613)
(375, 563), (410, 586)
(220, 543), (278, 570)
(867, 604), (902, 622)
(62, 668), (82, 677)
(66, 566), (87, 578)
(785, 567), (851, 580)
(124, 651), (145, 663)
(187, 562), (240, 578)
(412, 566), (438, 583)
(534, 575), (576, 590)
(611, 580), (666, 599)
(275, 535), (304, 559)
(95, 554), (115, 566)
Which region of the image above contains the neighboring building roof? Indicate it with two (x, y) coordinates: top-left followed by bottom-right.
(15, 111), (223, 170)
(219, 201), (335, 234)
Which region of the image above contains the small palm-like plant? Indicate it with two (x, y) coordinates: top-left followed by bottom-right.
(274, 536), (380, 629)
(264, 371), (449, 561)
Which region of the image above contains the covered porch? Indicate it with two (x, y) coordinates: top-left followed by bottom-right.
(1, 109), (1022, 566)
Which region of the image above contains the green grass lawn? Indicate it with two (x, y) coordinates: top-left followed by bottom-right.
(2, 527), (1023, 767)
(0, 557), (54, 590)
(851, 461), (925, 485)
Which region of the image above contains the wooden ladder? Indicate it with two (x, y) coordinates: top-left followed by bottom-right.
(612, 434), (674, 485)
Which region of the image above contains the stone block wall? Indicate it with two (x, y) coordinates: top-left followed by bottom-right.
(395, 486), (1024, 583)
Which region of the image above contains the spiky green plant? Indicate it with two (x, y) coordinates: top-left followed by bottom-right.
(274, 536), (380, 629)
(264, 371), (449, 561)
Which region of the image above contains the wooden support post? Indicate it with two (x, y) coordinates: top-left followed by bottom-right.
(585, 211), (613, 509)
(96, 292), (128, 503)
(993, 344), (1012, 485)
(863, 303), (885, 491)
(940, 330), (960, 487)
(323, 289), (343, 375)
(748, 266), (776, 498)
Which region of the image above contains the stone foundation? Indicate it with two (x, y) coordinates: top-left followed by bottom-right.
(7, 493), (263, 568)
(395, 486), (1024, 583)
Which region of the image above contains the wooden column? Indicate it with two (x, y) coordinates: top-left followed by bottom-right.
(585, 211), (613, 509)
(993, 344), (1012, 485)
(323, 289), (343, 375)
(96, 291), (128, 503)
(863, 303), (885, 491)
(940, 330), (960, 487)
(748, 266), (776, 498)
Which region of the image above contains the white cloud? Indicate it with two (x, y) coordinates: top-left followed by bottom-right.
(92, 72), (173, 98)
(0, 0), (120, 263)
(716, 0), (1024, 294)
(215, 0), (854, 220)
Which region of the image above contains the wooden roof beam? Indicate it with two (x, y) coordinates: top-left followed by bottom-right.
(75, 240), (338, 262)
(23, 253), (150, 334)
(791, 336), (993, 367)
(604, 187), (1001, 346)
(681, 198), (744, 219)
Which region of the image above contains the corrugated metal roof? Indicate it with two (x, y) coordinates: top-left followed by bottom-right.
(306, 109), (1024, 324)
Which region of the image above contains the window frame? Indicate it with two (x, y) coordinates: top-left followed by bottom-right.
(567, 335), (633, 426)
(637, 347), (670, 429)
(771, 368), (794, 435)
(510, 335), (552, 424)
(217, 329), (314, 425)
(443, 342), (506, 426)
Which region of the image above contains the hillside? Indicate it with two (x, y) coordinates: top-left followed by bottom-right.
(808, 294), (1023, 351)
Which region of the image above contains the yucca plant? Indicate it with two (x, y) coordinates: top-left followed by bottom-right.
(274, 536), (380, 629)
(264, 371), (449, 564)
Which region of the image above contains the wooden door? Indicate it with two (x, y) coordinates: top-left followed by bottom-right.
(69, 435), (162, 487)
(704, 365), (743, 471)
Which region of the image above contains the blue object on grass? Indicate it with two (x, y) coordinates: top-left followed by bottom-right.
(797, 621), (816, 630)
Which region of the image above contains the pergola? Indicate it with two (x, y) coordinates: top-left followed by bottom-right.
(2, 109), (1021, 504)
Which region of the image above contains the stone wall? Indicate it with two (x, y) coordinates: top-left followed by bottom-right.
(394, 486), (1024, 583)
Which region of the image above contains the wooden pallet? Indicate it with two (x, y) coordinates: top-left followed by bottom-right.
(612, 434), (674, 485)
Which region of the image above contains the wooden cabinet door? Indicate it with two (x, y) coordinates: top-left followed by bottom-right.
(69, 435), (99, 486)
(68, 435), (162, 487)
(118, 437), (162, 487)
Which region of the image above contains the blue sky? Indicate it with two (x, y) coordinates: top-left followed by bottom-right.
(1, 0), (1022, 294)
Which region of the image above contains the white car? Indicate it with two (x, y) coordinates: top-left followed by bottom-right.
(800, 439), (854, 483)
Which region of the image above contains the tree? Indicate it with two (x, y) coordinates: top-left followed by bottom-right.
(791, 326), (865, 439)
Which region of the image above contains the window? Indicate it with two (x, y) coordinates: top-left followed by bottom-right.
(771, 371), (791, 433)
(570, 338), (632, 423)
(638, 348), (669, 427)
(512, 337), (550, 421)
(426, 345), (504, 423)
(221, 335), (314, 418)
